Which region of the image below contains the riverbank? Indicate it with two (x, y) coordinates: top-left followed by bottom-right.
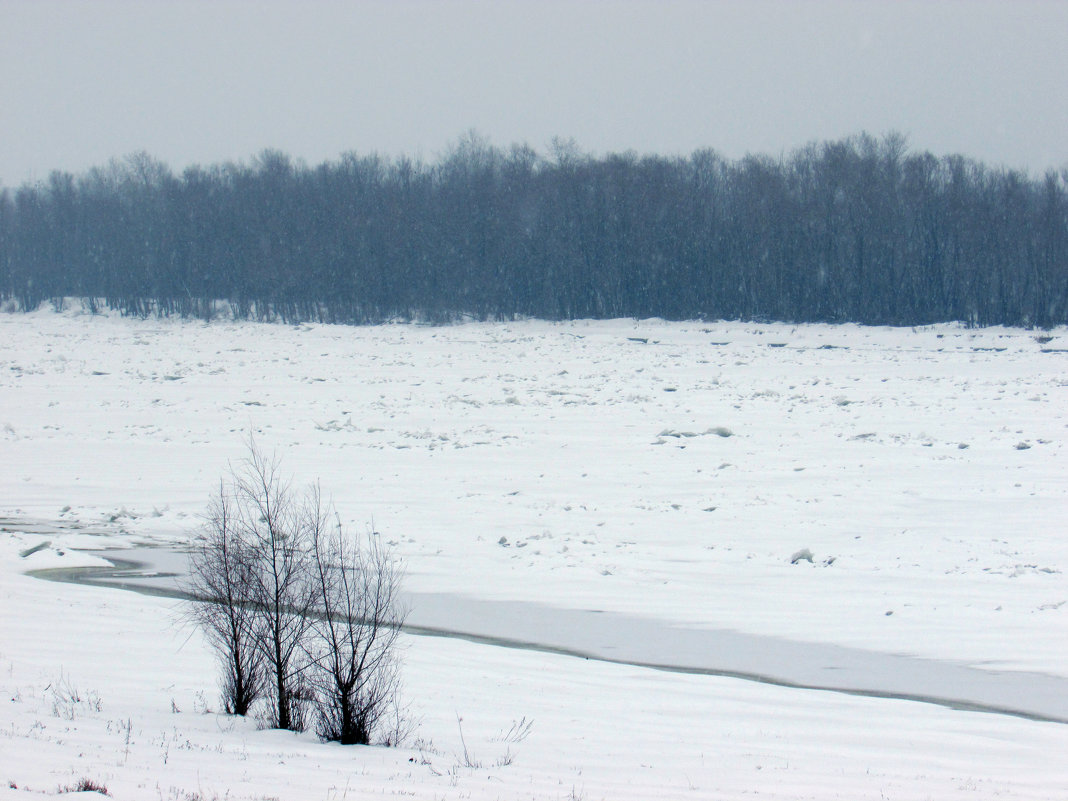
(29, 544), (1068, 724)
(4, 526), (1068, 800)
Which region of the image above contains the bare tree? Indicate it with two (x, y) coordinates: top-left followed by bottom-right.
(232, 442), (319, 731)
(305, 491), (407, 744)
(186, 439), (408, 741)
(184, 480), (262, 715)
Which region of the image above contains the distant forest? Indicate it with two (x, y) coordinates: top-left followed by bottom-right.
(1, 132), (1066, 327)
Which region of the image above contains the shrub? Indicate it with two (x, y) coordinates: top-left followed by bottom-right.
(185, 439), (408, 742)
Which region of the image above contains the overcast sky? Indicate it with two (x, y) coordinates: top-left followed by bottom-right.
(2, 0), (1066, 187)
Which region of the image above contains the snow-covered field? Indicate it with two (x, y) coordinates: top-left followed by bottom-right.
(2, 307), (1066, 799)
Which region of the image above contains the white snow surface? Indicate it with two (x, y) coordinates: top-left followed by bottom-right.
(1, 307), (1067, 799)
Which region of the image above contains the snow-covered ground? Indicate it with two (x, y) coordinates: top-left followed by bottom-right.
(2, 307), (1066, 799)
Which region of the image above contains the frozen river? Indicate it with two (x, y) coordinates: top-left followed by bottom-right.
(34, 546), (1068, 725)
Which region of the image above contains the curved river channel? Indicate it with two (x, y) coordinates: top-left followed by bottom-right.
(33, 546), (1068, 725)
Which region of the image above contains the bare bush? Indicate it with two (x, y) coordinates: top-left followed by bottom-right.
(185, 438), (407, 742)
(231, 443), (318, 732)
(184, 481), (262, 715)
(59, 777), (109, 795)
(305, 493), (407, 744)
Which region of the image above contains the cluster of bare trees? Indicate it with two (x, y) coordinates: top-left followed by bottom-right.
(2, 132), (1066, 327)
(184, 442), (407, 745)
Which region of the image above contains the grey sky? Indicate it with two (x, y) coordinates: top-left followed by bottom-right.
(2, 0), (1066, 187)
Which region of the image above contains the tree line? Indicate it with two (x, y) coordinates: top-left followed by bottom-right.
(1, 132), (1065, 327)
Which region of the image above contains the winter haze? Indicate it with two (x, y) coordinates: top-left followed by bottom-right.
(2, 1), (1068, 799)
(2, 0), (1067, 186)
